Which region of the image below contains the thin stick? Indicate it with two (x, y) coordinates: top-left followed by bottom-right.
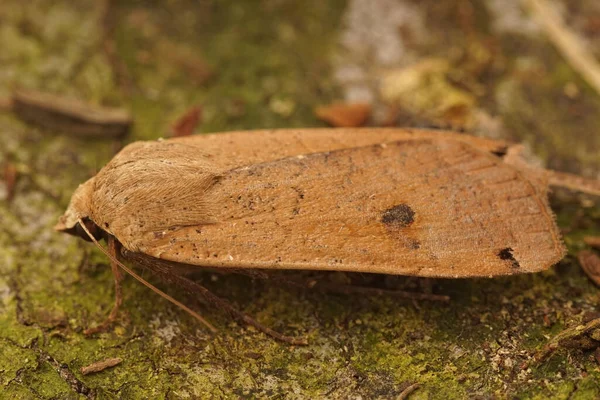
(584, 236), (600, 249)
(547, 170), (600, 197)
(524, 0), (600, 96)
(397, 383), (420, 399)
(77, 218), (217, 333)
(80, 357), (122, 375)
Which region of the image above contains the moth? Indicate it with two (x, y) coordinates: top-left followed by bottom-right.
(55, 128), (597, 342)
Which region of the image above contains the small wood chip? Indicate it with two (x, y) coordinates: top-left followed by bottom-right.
(584, 236), (600, 250)
(170, 106), (202, 137)
(80, 357), (123, 375)
(12, 90), (132, 138)
(0, 97), (13, 111)
(578, 250), (600, 287)
(315, 102), (371, 127)
(3, 162), (18, 201)
(397, 383), (420, 400)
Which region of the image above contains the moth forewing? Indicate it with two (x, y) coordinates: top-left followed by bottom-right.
(134, 139), (564, 278)
(56, 128), (565, 279)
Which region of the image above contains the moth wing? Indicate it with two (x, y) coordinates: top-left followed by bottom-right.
(171, 128), (509, 170)
(137, 139), (565, 278)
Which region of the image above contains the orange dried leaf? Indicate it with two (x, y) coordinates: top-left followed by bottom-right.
(315, 103), (371, 127)
(3, 162), (17, 201)
(170, 106), (202, 137)
(584, 236), (600, 250)
(80, 357), (123, 375)
(578, 250), (600, 287)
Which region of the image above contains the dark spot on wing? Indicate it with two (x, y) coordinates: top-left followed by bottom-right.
(381, 204), (415, 228)
(498, 247), (520, 269)
(491, 145), (509, 158)
(408, 239), (420, 249)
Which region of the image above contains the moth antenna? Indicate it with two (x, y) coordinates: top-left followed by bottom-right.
(77, 218), (217, 333)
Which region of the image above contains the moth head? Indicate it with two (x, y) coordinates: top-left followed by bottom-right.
(54, 178), (104, 241)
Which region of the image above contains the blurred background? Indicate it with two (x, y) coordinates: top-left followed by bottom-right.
(0, 0), (599, 398)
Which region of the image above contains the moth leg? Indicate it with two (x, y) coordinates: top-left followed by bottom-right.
(84, 237), (123, 335)
(175, 275), (307, 346)
(121, 250), (307, 345)
(223, 269), (450, 302)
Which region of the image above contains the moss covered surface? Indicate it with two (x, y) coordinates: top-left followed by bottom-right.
(1, 0), (600, 398)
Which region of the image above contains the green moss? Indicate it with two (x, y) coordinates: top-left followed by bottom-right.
(1, 0), (600, 398)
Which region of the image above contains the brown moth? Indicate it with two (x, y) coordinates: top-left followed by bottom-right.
(55, 128), (599, 340)
(56, 128), (569, 277)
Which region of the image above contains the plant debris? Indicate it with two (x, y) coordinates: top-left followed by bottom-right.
(584, 236), (600, 249)
(315, 102), (371, 127)
(578, 250), (600, 287)
(534, 317), (600, 363)
(12, 90), (132, 138)
(0, 97), (13, 111)
(380, 59), (476, 130)
(397, 382), (420, 399)
(2, 161), (18, 202)
(80, 357), (123, 375)
(170, 106), (202, 137)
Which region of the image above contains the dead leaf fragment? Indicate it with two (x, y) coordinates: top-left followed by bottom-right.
(170, 106), (202, 137)
(584, 236), (600, 250)
(12, 90), (131, 138)
(534, 317), (600, 363)
(397, 382), (420, 399)
(578, 250), (600, 287)
(3, 162), (17, 201)
(315, 103), (371, 127)
(0, 97), (13, 111)
(80, 357), (123, 375)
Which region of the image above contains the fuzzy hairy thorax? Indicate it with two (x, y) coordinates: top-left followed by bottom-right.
(55, 140), (222, 251)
